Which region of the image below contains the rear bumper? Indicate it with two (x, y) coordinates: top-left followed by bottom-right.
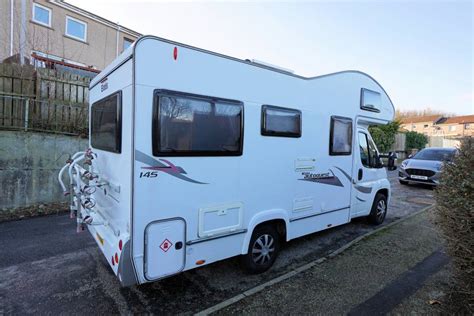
(398, 168), (439, 185)
(86, 222), (137, 286)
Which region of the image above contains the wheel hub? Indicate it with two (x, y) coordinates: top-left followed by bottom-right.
(252, 234), (275, 265)
(376, 199), (386, 221)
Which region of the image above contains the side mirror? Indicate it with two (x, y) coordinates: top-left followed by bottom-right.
(387, 152), (397, 171)
(381, 152), (397, 170)
(408, 154), (413, 159)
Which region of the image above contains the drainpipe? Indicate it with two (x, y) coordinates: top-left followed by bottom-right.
(19, 0), (26, 65)
(116, 22), (120, 57)
(10, 0), (14, 56)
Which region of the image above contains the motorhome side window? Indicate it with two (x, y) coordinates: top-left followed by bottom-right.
(329, 116), (352, 155)
(153, 91), (243, 156)
(90, 92), (122, 153)
(261, 105), (301, 137)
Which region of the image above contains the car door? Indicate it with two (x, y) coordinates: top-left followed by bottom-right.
(351, 129), (380, 216)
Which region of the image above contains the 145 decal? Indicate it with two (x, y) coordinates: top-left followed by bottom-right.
(139, 171), (158, 178)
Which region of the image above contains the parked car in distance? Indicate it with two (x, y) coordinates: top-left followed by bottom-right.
(398, 147), (457, 186)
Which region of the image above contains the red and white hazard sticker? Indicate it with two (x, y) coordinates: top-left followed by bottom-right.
(160, 239), (173, 252)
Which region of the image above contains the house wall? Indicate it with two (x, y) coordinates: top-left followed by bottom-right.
(0, 0), (140, 70)
(434, 123), (474, 137)
(400, 121), (435, 135)
(401, 121), (473, 137)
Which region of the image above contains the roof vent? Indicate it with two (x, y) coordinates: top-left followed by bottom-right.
(249, 59), (294, 74)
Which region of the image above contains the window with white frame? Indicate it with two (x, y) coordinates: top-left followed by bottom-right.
(65, 16), (87, 42)
(32, 3), (51, 27)
(123, 38), (134, 51)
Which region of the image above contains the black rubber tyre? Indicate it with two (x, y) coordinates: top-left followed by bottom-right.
(368, 193), (388, 225)
(399, 179), (409, 185)
(240, 225), (280, 274)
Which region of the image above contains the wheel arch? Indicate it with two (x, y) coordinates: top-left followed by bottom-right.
(241, 209), (289, 255)
(376, 187), (390, 205)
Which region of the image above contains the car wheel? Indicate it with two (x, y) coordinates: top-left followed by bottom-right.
(399, 179), (408, 185)
(240, 225), (280, 274)
(368, 193), (388, 225)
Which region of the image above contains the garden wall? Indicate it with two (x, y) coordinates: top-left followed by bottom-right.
(0, 130), (87, 211)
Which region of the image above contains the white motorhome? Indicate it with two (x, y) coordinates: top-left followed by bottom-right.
(59, 36), (396, 286)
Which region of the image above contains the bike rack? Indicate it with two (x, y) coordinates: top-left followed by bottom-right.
(58, 148), (120, 236)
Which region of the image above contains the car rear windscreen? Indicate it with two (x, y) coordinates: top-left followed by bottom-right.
(90, 91), (122, 153)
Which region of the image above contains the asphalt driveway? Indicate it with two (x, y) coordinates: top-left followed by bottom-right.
(0, 171), (435, 314)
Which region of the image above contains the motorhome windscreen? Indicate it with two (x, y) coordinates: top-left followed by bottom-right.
(152, 91), (243, 156)
(90, 91), (122, 153)
(261, 105), (301, 137)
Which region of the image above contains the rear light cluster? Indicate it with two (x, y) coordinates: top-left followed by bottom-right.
(111, 239), (123, 266)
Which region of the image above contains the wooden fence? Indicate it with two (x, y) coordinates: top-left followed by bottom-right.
(0, 63), (91, 135)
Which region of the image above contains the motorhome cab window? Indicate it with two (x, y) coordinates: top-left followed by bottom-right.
(153, 91), (243, 156)
(329, 116), (352, 155)
(359, 132), (382, 168)
(261, 105), (301, 137)
(367, 134), (382, 168)
(91, 92), (122, 153)
(359, 132), (370, 167)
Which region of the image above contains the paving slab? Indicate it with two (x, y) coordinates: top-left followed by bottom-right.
(214, 210), (446, 315)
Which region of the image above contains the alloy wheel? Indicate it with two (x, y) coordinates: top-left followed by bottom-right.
(376, 199), (387, 222)
(252, 234), (275, 265)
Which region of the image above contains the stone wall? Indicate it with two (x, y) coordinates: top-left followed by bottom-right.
(0, 131), (87, 210)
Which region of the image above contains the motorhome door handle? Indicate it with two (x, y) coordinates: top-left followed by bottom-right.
(175, 242), (183, 250)
(358, 169), (363, 181)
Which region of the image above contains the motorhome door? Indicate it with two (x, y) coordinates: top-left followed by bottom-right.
(351, 129), (381, 216)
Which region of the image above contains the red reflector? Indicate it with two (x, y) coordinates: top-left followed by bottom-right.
(115, 253), (119, 264)
(173, 47), (178, 60)
(111, 256), (115, 266)
(119, 240), (123, 251)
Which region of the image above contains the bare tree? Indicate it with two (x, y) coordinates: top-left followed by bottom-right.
(395, 107), (454, 120)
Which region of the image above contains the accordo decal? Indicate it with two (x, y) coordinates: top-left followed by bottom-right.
(299, 169), (344, 187)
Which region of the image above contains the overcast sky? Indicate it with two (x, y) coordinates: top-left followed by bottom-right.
(69, 0), (473, 115)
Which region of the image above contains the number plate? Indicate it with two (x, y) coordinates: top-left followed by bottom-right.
(410, 175), (428, 180)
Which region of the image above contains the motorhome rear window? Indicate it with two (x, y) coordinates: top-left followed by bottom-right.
(90, 91), (122, 153)
(261, 105), (301, 137)
(329, 116), (352, 155)
(152, 90), (243, 156)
